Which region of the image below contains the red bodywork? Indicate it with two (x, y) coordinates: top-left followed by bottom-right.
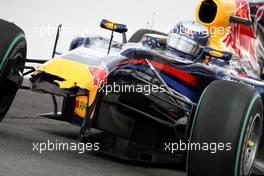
(223, 0), (264, 75)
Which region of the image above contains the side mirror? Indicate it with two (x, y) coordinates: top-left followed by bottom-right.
(100, 19), (128, 33)
(100, 19), (128, 54)
(229, 16), (252, 26)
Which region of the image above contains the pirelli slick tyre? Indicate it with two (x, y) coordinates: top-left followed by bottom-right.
(0, 19), (26, 121)
(187, 80), (263, 176)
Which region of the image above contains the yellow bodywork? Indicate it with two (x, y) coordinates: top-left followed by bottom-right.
(196, 0), (236, 51)
(34, 58), (98, 109)
(35, 58), (92, 89)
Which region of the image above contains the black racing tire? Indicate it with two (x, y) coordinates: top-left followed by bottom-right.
(128, 29), (167, 43)
(186, 80), (263, 176)
(0, 19), (27, 121)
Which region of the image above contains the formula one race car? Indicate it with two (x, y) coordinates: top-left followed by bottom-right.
(0, 0), (264, 176)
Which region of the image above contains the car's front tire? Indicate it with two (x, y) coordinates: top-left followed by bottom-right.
(0, 19), (26, 121)
(187, 80), (263, 176)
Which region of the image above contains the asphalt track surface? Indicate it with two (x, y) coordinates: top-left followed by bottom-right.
(0, 89), (185, 176)
(0, 89), (263, 176)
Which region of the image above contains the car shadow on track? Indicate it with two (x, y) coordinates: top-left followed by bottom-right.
(36, 125), (185, 171)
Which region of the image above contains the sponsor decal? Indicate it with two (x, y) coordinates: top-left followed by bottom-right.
(88, 66), (108, 88)
(74, 96), (88, 118)
(223, 76), (255, 87)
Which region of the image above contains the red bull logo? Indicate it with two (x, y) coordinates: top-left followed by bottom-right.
(223, 0), (259, 74)
(87, 66), (108, 88)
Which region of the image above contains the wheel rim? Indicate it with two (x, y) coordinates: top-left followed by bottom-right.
(242, 114), (263, 175)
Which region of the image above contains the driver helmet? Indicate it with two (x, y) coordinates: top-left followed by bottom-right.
(167, 21), (209, 57)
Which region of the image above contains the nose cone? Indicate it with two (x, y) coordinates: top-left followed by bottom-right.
(34, 57), (108, 90)
(33, 57), (109, 106)
(35, 58), (94, 90)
